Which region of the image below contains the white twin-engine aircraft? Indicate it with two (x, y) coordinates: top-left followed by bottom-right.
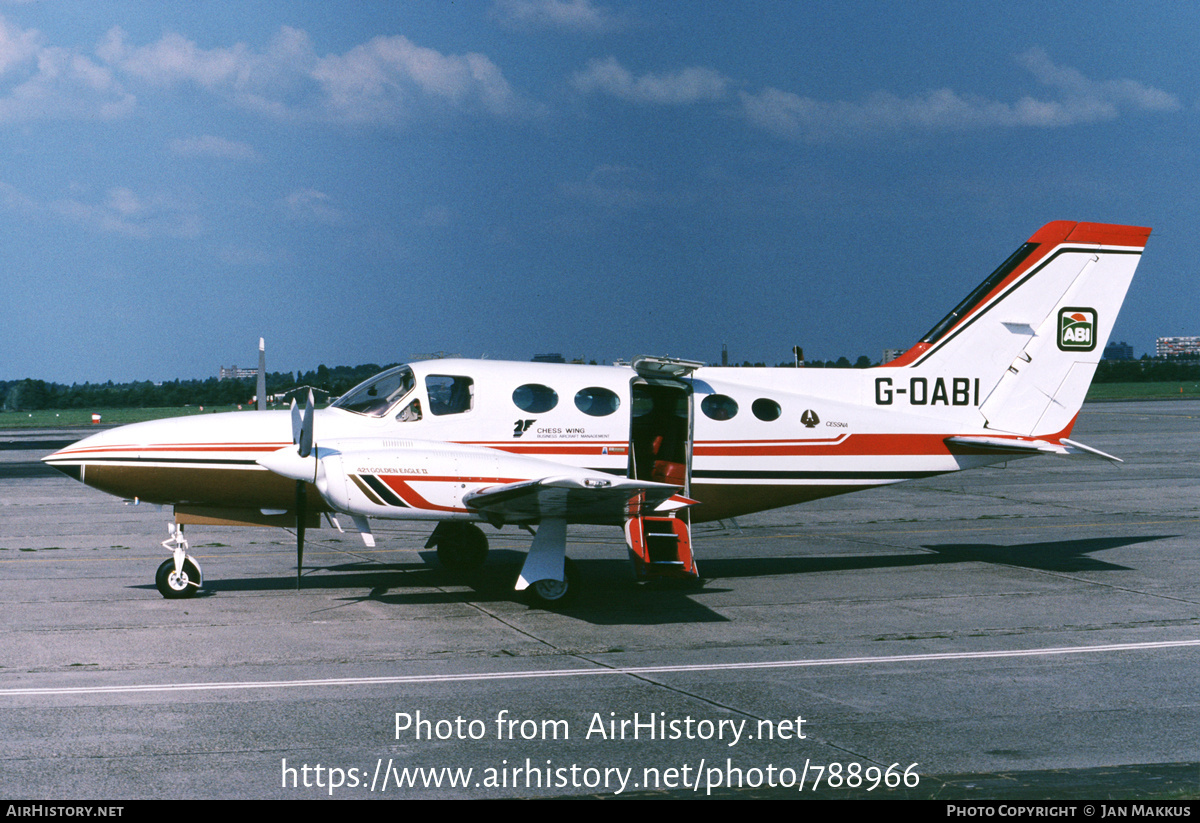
(45, 221), (1150, 605)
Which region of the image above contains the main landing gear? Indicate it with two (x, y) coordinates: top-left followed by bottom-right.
(514, 517), (576, 607)
(156, 523), (202, 599)
(428, 520), (576, 606)
(427, 521), (489, 572)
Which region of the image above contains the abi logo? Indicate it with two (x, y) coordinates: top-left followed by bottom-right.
(1058, 307), (1097, 351)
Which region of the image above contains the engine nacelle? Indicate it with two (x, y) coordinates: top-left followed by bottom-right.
(310, 438), (606, 521)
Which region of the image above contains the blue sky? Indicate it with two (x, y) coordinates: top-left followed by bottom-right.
(2, 1), (1195, 383)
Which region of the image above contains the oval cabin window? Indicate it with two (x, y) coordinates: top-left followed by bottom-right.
(575, 387), (620, 417)
(513, 383), (558, 413)
(752, 398), (781, 421)
(701, 394), (738, 421)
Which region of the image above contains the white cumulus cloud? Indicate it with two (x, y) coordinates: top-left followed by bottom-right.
(740, 49), (1181, 141)
(98, 24), (520, 125)
(0, 16), (134, 122)
(312, 33), (517, 121)
(169, 135), (260, 161)
(572, 56), (729, 104)
(492, 0), (620, 34)
(283, 188), (342, 224)
(51, 186), (202, 238)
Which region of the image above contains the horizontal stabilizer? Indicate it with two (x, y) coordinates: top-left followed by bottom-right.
(1060, 438), (1122, 463)
(946, 435), (1121, 462)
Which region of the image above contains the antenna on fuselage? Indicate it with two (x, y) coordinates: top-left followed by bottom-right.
(257, 338), (267, 412)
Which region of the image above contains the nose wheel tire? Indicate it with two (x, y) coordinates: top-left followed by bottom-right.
(156, 557), (201, 599)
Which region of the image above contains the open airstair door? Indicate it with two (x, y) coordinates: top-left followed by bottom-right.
(625, 356), (702, 580)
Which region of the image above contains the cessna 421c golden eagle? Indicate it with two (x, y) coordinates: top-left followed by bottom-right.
(45, 221), (1150, 604)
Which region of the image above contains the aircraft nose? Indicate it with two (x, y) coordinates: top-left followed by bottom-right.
(43, 455), (83, 481)
(41, 429), (109, 483)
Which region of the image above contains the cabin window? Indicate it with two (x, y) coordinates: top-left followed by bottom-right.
(752, 398), (781, 421)
(513, 384), (558, 413)
(575, 386), (620, 417)
(426, 375), (474, 416)
(701, 394), (738, 421)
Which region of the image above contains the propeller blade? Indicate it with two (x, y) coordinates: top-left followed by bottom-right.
(290, 398), (301, 447)
(298, 389), (315, 458)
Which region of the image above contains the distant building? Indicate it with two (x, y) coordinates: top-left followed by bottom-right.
(1156, 336), (1200, 359)
(219, 365), (257, 380)
(881, 348), (906, 364)
(532, 353), (566, 363)
(1102, 341), (1134, 360)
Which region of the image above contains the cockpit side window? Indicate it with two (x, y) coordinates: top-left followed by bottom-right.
(396, 399), (422, 422)
(426, 375), (474, 416)
(332, 366), (416, 417)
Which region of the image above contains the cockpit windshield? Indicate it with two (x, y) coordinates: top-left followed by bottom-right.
(331, 365), (416, 417)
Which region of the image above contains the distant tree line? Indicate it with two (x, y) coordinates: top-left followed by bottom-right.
(3, 357), (1197, 412)
(1093, 357), (1200, 384)
(786, 356), (876, 369)
(0, 363), (396, 412)
(722, 356), (875, 368)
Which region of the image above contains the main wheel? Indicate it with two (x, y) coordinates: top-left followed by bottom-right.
(156, 557), (201, 599)
(435, 522), (489, 572)
(526, 558), (577, 607)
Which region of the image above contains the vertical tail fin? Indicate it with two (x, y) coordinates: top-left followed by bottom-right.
(885, 221), (1150, 437)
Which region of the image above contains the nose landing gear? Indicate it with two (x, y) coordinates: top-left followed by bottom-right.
(155, 523), (202, 599)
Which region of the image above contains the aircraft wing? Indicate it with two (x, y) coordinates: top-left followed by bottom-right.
(463, 476), (695, 525)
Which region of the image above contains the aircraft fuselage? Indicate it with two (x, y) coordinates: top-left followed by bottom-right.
(48, 358), (1009, 524)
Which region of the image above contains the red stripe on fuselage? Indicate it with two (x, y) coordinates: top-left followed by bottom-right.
(374, 474), (524, 513)
(456, 441), (624, 456)
(698, 431), (1059, 457)
(52, 430), (1058, 464)
(51, 442), (288, 458)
